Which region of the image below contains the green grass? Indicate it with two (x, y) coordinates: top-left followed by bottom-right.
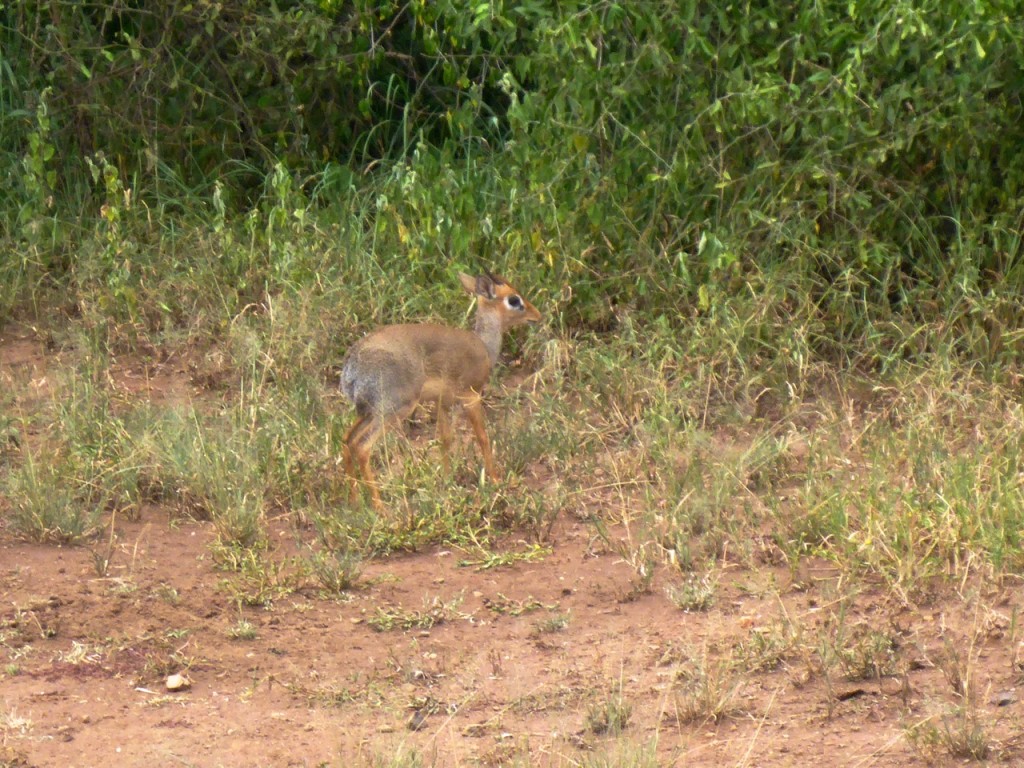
(578, 742), (661, 768)
(906, 708), (992, 761)
(534, 612), (571, 634)
(585, 692), (633, 736)
(6, 449), (101, 544)
(4, 172), (1024, 631)
(670, 651), (745, 725)
(771, 369), (1024, 586)
(367, 594), (465, 632)
(5, 274), (1024, 593)
(666, 572), (719, 612)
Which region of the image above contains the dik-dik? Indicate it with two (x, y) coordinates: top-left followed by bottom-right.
(340, 273), (541, 508)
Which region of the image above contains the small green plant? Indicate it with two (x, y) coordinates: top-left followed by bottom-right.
(903, 631), (993, 760)
(214, 542), (296, 607)
(458, 543), (552, 570)
(90, 518), (120, 577)
(534, 612), (570, 634)
(227, 618), (258, 641)
(0, 415), (20, 456)
(484, 595), (548, 616)
(818, 607), (900, 685)
(56, 641), (103, 666)
(734, 616), (802, 673)
(302, 500), (367, 593)
(585, 693), (632, 736)
(838, 628), (899, 682)
(590, 519), (657, 598)
(0, 707), (33, 738)
(285, 680), (357, 709)
(153, 584), (181, 605)
(306, 547), (364, 594)
(672, 655), (744, 725)
(666, 572), (718, 612)
(354, 744), (425, 768)
(905, 706), (991, 761)
(579, 741), (661, 768)
(17, 87), (57, 245)
(367, 595), (464, 632)
(209, 492), (267, 551)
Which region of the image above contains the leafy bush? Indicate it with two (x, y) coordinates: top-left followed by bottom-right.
(1, 0), (1022, 363)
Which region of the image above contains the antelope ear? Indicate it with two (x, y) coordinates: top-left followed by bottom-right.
(458, 273), (478, 295)
(475, 274), (498, 299)
(459, 272), (500, 299)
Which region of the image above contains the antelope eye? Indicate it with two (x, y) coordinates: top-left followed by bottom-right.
(507, 295), (523, 310)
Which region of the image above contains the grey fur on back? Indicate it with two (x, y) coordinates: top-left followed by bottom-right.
(341, 346), (417, 418)
(340, 323), (492, 418)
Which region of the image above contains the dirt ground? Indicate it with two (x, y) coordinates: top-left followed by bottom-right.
(1, 326), (1023, 768)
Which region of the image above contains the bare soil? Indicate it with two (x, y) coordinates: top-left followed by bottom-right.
(1, 326), (1022, 767)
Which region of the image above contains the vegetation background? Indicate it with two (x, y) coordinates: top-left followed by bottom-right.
(2, 2), (1024, 761)
(5, 0), (1023, 349)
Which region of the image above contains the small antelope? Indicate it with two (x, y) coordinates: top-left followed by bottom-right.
(340, 272), (541, 508)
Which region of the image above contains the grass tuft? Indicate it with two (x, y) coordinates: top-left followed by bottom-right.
(7, 449), (101, 544)
(585, 693), (633, 736)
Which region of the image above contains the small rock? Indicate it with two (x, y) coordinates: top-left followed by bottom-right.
(993, 691), (1016, 707)
(166, 673), (191, 691)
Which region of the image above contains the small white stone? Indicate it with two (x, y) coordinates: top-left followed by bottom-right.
(166, 673), (191, 691)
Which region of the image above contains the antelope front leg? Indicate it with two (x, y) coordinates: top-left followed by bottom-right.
(462, 396), (497, 482)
